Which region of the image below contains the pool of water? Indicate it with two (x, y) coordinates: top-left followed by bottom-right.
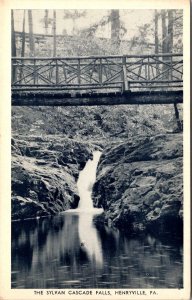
(11, 211), (183, 289)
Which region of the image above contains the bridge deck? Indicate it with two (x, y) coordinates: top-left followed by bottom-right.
(12, 90), (183, 106)
(11, 53), (183, 106)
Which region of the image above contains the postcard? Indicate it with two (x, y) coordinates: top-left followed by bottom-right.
(0, 0), (190, 299)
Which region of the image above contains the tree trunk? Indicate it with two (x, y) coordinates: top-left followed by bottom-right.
(161, 10), (167, 54)
(44, 10), (49, 35)
(111, 10), (120, 53)
(167, 10), (174, 79)
(28, 10), (35, 56)
(21, 10), (26, 57)
(154, 10), (159, 54)
(167, 10), (174, 53)
(161, 10), (168, 78)
(53, 10), (56, 56)
(19, 10), (26, 83)
(11, 10), (16, 82)
(11, 10), (16, 56)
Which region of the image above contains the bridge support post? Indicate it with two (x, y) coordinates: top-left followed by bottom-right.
(33, 59), (36, 84)
(56, 59), (59, 85)
(174, 102), (182, 132)
(122, 56), (130, 92)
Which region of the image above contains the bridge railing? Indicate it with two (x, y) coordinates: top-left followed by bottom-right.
(11, 53), (183, 93)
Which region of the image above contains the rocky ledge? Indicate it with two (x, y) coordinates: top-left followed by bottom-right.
(93, 134), (183, 236)
(12, 134), (95, 220)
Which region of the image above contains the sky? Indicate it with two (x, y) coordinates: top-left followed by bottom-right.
(13, 9), (154, 40)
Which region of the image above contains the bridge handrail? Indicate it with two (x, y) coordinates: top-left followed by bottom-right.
(11, 53), (183, 93)
(11, 53), (183, 60)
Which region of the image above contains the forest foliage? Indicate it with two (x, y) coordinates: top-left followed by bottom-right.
(12, 9), (183, 57)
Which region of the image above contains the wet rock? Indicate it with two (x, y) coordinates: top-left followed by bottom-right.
(12, 135), (92, 220)
(93, 134), (183, 235)
(143, 191), (160, 206)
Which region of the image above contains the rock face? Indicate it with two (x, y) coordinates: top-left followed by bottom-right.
(12, 135), (93, 220)
(93, 134), (183, 236)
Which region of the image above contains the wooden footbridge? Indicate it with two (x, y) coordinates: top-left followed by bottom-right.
(11, 53), (183, 106)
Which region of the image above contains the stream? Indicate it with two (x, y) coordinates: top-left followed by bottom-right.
(11, 151), (183, 289)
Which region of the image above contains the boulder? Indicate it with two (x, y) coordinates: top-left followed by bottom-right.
(93, 134), (183, 236)
(11, 135), (93, 220)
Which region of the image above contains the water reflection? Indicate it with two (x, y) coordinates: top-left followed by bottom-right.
(11, 214), (183, 289)
(78, 211), (103, 267)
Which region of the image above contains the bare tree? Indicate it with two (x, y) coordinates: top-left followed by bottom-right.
(28, 10), (35, 56)
(44, 10), (49, 35)
(167, 10), (174, 53)
(21, 10), (26, 57)
(161, 10), (167, 54)
(154, 10), (159, 54)
(111, 10), (120, 48)
(11, 10), (16, 57)
(19, 10), (26, 83)
(53, 10), (56, 56)
(40, 10), (53, 35)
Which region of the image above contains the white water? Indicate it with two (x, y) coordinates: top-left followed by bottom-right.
(77, 151), (102, 210)
(64, 151), (103, 266)
(77, 151), (103, 266)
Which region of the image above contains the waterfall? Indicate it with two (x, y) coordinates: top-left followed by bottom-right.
(64, 150), (103, 266)
(77, 151), (101, 210)
(77, 151), (103, 266)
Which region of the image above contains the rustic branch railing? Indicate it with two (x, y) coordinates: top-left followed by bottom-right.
(12, 53), (183, 93)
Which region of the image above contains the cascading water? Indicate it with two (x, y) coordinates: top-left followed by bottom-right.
(64, 150), (103, 266)
(77, 151), (102, 210)
(77, 151), (103, 266)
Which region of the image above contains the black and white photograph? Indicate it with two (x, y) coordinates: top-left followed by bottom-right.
(0, 1), (190, 299)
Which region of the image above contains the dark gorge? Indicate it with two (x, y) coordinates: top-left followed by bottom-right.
(11, 105), (183, 289)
